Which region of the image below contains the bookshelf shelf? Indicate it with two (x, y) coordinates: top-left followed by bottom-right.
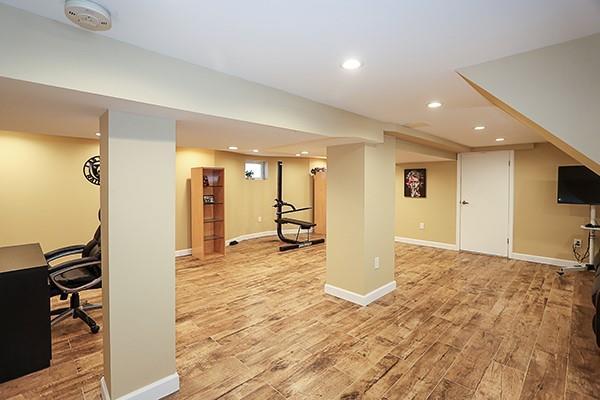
(191, 167), (225, 259)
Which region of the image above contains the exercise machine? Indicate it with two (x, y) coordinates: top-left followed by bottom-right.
(273, 161), (325, 251)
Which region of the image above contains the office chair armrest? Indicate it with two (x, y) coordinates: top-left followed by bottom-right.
(49, 260), (102, 294)
(48, 256), (100, 274)
(44, 245), (86, 262)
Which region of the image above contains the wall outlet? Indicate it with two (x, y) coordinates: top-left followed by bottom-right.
(258, 216), (262, 223)
(419, 222), (425, 230)
(374, 256), (380, 269)
(573, 238), (582, 248)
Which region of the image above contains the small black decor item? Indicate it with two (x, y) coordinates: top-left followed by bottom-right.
(203, 175), (209, 187)
(83, 155), (100, 186)
(203, 194), (215, 204)
(404, 168), (426, 198)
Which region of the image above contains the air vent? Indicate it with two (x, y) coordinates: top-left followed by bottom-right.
(64, 0), (111, 31)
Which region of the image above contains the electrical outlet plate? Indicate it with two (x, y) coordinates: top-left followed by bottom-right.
(419, 222), (425, 230)
(573, 238), (582, 248)
(374, 256), (380, 269)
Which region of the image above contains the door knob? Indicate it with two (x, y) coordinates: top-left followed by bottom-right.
(461, 200), (469, 205)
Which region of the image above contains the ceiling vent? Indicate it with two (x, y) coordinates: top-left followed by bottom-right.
(64, 0), (111, 31)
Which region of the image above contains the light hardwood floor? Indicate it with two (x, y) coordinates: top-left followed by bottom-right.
(2, 237), (600, 399)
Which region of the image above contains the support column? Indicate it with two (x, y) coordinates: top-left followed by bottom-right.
(325, 135), (396, 306)
(99, 111), (178, 399)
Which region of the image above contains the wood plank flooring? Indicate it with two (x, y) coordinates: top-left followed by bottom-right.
(2, 237), (600, 399)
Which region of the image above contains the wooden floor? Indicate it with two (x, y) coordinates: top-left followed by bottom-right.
(2, 237), (600, 399)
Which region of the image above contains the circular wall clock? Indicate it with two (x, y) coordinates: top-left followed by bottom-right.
(83, 155), (100, 185)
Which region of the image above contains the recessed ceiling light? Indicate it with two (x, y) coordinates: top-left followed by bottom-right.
(228, 146), (238, 150)
(341, 59), (362, 70)
(300, 151), (309, 155)
(495, 138), (505, 142)
(474, 126), (486, 131)
(251, 149), (259, 153)
(427, 101), (442, 109)
(295, 153), (301, 157)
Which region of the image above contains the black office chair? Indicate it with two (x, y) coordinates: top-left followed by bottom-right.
(46, 224), (102, 334)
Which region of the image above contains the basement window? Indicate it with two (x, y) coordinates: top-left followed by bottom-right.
(244, 161), (267, 180)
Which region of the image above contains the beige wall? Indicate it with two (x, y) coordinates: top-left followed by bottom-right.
(0, 130), (100, 250)
(0, 130), (318, 252)
(395, 161), (457, 245)
(176, 147), (215, 250)
(213, 152), (313, 240)
(514, 143), (590, 260)
(395, 144), (591, 261)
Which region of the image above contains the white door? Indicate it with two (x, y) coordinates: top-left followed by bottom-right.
(459, 151), (511, 257)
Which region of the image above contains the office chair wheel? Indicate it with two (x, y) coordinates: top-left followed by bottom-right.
(90, 324), (100, 334)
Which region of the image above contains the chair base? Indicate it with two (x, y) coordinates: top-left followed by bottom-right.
(51, 293), (101, 334)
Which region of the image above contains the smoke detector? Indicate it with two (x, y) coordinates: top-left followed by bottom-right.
(64, 0), (111, 31)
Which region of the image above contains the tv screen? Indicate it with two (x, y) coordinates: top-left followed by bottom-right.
(557, 166), (600, 205)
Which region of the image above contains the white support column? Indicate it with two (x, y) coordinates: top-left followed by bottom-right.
(99, 111), (178, 400)
(325, 135), (396, 306)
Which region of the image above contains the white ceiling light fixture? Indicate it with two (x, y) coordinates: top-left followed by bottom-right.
(473, 126), (486, 131)
(295, 153), (301, 157)
(64, 0), (112, 31)
(427, 101), (442, 109)
(341, 59), (362, 70)
(95, 132), (101, 137)
(495, 138), (505, 142)
(228, 146), (238, 150)
(300, 151), (309, 155)
(251, 149), (259, 153)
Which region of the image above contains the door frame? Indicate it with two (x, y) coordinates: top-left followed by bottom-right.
(455, 150), (515, 258)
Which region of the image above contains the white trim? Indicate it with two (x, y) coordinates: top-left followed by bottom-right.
(174, 248), (192, 257)
(394, 236), (458, 251)
(508, 150), (515, 258)
(324, 281), (396, 307)
(456, 154), (462, 250)
(100, 377), (110, 400)
(100, 373), (179, 400)
(510, 252), (574, 268)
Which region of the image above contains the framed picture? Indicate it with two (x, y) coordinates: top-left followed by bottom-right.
(203, 194), (215, 204)
(404, 168), (426, 198)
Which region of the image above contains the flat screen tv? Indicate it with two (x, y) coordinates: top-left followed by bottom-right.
(557, 165), (600, 205)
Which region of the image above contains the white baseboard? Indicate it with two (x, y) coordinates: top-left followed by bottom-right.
(175, 229), (305, 257)
(324, 281), (396, 307)
(394, 237), (574, 268)
(174, 248), (192, 257)
(100, 373), (179, 400)
(510, 252), (574, 268)
(394, 236), (458, 251)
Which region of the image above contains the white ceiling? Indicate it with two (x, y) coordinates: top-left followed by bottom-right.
(2, 0), (600, 148)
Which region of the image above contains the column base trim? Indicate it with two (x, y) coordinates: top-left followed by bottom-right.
(100, 373), (180, 400)
(324, 281), (396, 306)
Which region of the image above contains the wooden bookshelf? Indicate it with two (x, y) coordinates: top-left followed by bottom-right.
(313, 170), (327, 235)
(191, 167), (225, 259)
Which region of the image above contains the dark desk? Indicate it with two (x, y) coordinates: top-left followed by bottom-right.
(0, 243), (51, 383)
